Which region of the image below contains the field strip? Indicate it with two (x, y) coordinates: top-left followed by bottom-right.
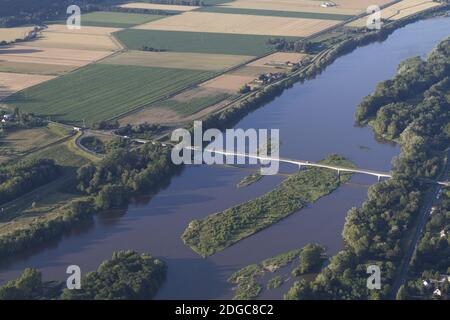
(220, 0), (394, 14)
(196, 6), (354, 20)
(118, 2), (200, 11)
(133, 11), (341, 37)
(99, 50), (255, 71)
(0, 72), (56, 100)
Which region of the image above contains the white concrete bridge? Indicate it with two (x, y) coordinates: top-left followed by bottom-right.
(185, 146), (449, 186)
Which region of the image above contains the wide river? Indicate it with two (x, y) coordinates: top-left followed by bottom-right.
(0, 17), (449, 299)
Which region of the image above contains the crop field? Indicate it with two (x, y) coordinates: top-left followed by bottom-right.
(159, 87), (231, 115)
(78, 11), (166, 28)
(118, 2), (200, 11)
(3, 64), (215, 126)
(201, 74), (255, 92)
(347, 0), (440, 27)
(228, 0), (394, 11)
(0, 61), (74, 75)
(0, 72), (55, 99)
(197, 6), (354, 20)
(115, 29), (298, 55)
(0, 44), (111, 70)
(99, 50), (254, 71)
(16, 24), (122, 51)
(0, 26), (34, 42)
(247, 52), (307, 67)
(134, 11), (341, 37)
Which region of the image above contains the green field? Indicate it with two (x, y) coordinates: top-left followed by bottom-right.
(196, 6), (353, 20)
(160, 92), (231, 116)
(4, 64), (215, 126)
(114, 29), (302, 55)
(79, 11), (166, 28)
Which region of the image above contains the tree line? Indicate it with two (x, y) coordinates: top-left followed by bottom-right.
(0, 250), (166, 300)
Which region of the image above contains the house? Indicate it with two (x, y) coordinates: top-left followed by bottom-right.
(423, 280), (430, 287)
(440, 229), (447, 238)
(433, 288), (442, 296)
(73, 126), (82, 132)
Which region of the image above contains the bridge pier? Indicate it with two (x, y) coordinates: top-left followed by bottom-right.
(377, 176), (381, 182)
(337, 170), (340, 180)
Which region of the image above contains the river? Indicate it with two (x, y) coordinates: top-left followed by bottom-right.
(0, 16), (449, 299)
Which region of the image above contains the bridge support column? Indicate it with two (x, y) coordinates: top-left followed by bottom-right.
(337, 170), (340, 180)
(377, 176), (381, 182)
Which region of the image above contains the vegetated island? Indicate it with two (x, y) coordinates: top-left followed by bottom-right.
(181, 154), (354, 257)
(0, 250), (166, 300)
(228, 244), (326, 300)
(236, 172), (262, 188)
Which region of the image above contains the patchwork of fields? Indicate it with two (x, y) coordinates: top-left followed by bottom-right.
(3, 64), (215, 126)
(2, 0), (423, 125)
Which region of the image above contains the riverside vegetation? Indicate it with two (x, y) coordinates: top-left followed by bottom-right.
(182, 155), (354, 257)
(0, 250), (166, 300)
(285, 37), (450, 300)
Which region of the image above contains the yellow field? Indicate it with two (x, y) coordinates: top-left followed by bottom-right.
(201, 74), (255, 92)
(248, 52), (307, 67)
(0, 61), (75, 75)
(134, 11), (341, 37)
(118, 2), (200, 11)
(99, 50), (254, 71)
(223, 0), (395, 15)
(347, 0), (440, 27)
(0, 26), (34, 42)
(0, 44), (112, 66)
(0, 72), (55, 99)
(44, 24), (122, 35)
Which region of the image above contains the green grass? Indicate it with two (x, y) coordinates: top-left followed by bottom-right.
(4, 64), (215, 126)
(77, 11), (166, 28)
(181, 154), (354, 257)
(114, 29), (302, 55)
(196, 6), (353, 20)
(160, 92), (231, 116)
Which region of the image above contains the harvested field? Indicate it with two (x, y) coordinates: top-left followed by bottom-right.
(248, 52), (307, 67)
(134, 11), (341, 37)
(230, 65), (281, 76)
(99, 50), (254, 71)
(0, 61), (75, 75)
(3, 64), (215, 126)
(0, 44), (112, 66)
(0, 26), (34, 42)
(115, 29), (297, 55)
(347, 0), (440, 27)
(0, 72), (55, 100)
(16, 24), (122, 52)
(79, 11), (166, 28)
(118, 2), (200, 11)
(222, 0), (363, 15)
(201, 74), (255, 92)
